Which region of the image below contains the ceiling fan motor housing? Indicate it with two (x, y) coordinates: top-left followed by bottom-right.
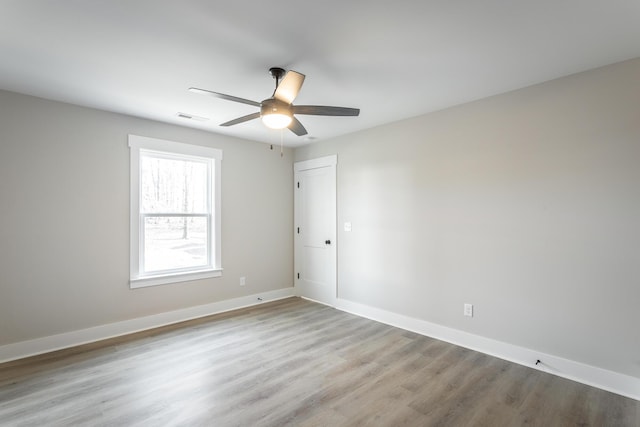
(260, 97), (292, 118)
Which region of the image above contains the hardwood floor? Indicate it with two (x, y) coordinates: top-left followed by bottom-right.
(0, 297), (638, 426)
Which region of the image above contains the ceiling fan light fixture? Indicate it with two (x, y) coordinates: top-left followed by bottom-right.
(260, 98), (292, 129)
(262, 112), (292, 129)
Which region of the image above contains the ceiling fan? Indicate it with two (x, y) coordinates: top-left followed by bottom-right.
(189, 67), (360, 136)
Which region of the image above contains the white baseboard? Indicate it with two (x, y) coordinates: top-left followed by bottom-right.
(334, 297), (640, 401)
(0, 287), (294, 364)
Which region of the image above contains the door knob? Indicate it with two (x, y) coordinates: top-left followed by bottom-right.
(325, 240), (331, 245)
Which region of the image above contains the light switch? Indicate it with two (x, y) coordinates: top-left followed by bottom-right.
(344, 222), (352, 232)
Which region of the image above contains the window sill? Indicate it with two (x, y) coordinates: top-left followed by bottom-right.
(130, 268), (223, 289)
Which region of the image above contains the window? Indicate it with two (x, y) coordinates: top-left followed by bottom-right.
(129, 135), (222, 288)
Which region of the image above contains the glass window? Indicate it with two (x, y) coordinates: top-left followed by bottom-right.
(129, 135), (222, 288)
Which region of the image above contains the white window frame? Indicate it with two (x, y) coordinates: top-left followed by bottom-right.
(129, 134), (222, 288)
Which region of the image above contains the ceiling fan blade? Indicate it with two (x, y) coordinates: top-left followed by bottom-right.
(220, 112), (260, 127)
(274, 71), (305, 104)
(189, 87), (261, 107)
(288, 117), (308, 136)
(293, 105), (360, 116)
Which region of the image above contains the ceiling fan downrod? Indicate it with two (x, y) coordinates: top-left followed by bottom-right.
(269, 67), (286, 91)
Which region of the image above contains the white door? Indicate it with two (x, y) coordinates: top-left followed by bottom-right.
(294, 155), (337, 306)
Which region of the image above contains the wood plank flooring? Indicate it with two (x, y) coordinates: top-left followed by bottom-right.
(0, 297), (638, 426)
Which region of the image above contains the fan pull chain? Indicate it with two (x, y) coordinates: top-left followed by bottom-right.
(280, 129), (284, 157)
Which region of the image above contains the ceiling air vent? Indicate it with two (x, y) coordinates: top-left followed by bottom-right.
(177, 112), (209, 121)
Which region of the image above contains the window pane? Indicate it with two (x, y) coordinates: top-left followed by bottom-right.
(140, 155), (209, 213)
(143, 216), (209, 273)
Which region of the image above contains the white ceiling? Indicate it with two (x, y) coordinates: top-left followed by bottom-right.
(1, 1), (639, 147)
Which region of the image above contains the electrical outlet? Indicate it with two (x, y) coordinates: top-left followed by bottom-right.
(464, 303), (473, 317)
(239, 276), (246, 286)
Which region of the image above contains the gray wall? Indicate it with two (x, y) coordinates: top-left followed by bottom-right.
(295, 58), (640, 379)
(0, 90), (293, 345)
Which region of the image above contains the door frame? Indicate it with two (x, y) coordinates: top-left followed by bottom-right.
(294, 155), (337, 306)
